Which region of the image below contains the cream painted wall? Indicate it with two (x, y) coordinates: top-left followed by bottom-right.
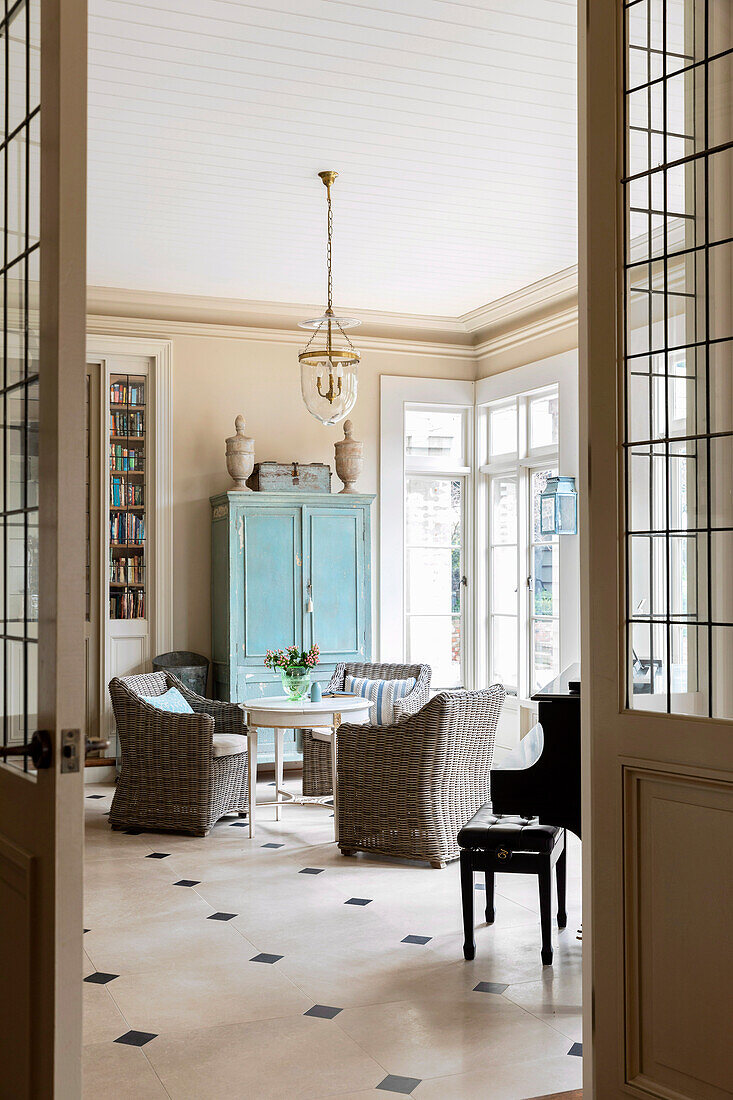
(168, 332), (474, 658)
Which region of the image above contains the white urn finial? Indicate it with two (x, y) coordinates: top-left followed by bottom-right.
(225, 415), (255, 490)
(334, 420), (362, 494)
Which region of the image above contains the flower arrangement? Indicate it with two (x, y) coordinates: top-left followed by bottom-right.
(264, 644), (320, 672)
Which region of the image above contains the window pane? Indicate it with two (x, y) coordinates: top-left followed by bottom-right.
(491, 616), (517, 689)
(492, 546), (517, 615)
(405, 408), (464, 465)
(408, 616), (460, 688)
(407, 548), (456, 614)
(489, 403), (517, 457)
(531, 467), (558, 543)
(533, 545), (557, 617)
(406, 478), (461, 546)
(491, 477), (517, 544)
(529, 393), (559, 449)
(533, 619), (559, 692)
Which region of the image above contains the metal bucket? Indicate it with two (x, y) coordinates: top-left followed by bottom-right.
(152, 651), (209, 697)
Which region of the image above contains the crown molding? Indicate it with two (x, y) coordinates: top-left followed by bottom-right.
(87, 266), (580, 363)
(85, 313), (477, 360)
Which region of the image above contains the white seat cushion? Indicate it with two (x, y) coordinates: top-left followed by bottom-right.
(212, 733), (247, 758)
(310, 727), (333, 743)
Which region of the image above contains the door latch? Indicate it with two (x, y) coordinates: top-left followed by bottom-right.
(60, 728), (82, 774)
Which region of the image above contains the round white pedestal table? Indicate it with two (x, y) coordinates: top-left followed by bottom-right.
(238, 695), (374, 840)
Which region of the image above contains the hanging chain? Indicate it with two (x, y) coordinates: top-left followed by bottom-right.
(326, 185), (333, 313)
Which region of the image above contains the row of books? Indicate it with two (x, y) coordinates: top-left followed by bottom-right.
(110, 557), (145, 584)
(110, 589), (145, 619)
(110, 411), (144, 436)
(110, 380), (145, 406)
(110, 513), (145, 543)
(110, 476), (144, 507)
(110, 444), (144, 472)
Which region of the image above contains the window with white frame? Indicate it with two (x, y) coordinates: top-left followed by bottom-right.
(484, 387), (560, 697)
(403, 406), (469, 688)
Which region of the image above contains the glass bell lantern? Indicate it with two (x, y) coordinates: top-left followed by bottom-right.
(539, 475), (578, 535)
(298, 311), (360, 426)
(298, 171), (362, 426)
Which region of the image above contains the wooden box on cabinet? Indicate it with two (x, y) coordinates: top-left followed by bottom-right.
(210, 492), (373, 757)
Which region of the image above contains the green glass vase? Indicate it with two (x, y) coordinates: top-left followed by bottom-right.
(280, 667), (311, 701)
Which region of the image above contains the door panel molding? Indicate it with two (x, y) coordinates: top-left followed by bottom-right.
(624, 765), (733, 1098)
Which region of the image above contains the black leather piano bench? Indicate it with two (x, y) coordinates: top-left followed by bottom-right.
(458, 808), (567, 966)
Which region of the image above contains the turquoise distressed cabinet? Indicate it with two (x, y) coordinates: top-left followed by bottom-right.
(210, 491), (373, 760)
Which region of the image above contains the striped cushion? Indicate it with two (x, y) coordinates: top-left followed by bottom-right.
(344, 674), (416, 726)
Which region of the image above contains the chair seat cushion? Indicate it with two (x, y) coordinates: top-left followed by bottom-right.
(140, 686), (193, 714)
(458, 807), (560, 854)
(310, 728), (332, 743)
(212, 734), (247, 758)
(344, 674), (416, 725)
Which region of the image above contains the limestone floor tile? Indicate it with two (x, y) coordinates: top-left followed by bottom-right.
(503, 972), (583, 1043)
(84, 860), (213, 928)
(83, 910), (259, 977)
(83, 1040), (169, 1099)
(425, 920), (582, 985)
(335, 995), (571, 1080)
(412, 1053), (583, 1100)
(83, 983), (129, 1046)
(144, 1016), (386, 1099)
(107, 953), (311, 1034)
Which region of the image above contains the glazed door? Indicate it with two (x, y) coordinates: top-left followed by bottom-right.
(0, 0), (87, 1094)
(581, 0), (733, 1095)
(303, 504), (369, 665)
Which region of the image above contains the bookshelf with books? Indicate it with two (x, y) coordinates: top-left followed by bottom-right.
(109, 373), (147, 621)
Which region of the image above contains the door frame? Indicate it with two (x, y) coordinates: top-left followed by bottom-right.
(86, 337), (174, 744)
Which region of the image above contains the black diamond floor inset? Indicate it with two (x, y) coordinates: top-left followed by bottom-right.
(114, 1030), (157, 1048)
(299, 867), (324, 875)
(568, 1042), (583, 1057)
(86, 794), (104, 799)
(473, 981), (508, 995)
(261, 842), (284, 849)
(207, 912), (236, 921)
(230, 822), (248, 827)
(174, 879), (200, 888)
(146, 852), (170, 859)
(345, 897), (371, 906)
(304, 1004), (341, 1019)
(250, 953), (283, 964)
(376, 1074), (421, 1095)
(401, 935), (431, 945)
(83, 928), (90, 934)
(84, 971), (118, 985)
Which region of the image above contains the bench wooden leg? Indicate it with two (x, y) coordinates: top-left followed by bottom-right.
(539, 859), (553, 965)
(460, 850), (476, 960)
(484, 870), (495, 923)
(556, 832), (567, 929)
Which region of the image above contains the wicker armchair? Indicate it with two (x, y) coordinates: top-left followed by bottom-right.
(301, 662), (431, 797)
(108, 671), (248, 836)
(336, 685), (505, 867)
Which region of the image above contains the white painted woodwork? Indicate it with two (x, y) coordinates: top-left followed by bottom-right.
(0, 0), (87, 1093)
(86, 0), (578, 314)
(580, 1), (733, 1094)
(85, 342), (174, 757)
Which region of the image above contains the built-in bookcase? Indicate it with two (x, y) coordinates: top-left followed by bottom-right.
(109, 373), (147, 621)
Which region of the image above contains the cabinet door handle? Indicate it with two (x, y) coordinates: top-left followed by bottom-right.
(306, 581), (314, 613)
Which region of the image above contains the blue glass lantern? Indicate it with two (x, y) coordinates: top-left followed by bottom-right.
(540, 476), (578, 535)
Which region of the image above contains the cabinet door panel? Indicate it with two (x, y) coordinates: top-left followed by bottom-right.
(305, 507), (367, 662)
(240, 508), (302, 660)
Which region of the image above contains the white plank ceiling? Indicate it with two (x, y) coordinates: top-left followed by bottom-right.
(87, 0), (577, 316)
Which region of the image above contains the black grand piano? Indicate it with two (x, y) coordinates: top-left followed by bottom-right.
(490, 663), (581, 839)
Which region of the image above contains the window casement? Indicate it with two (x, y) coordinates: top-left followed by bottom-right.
(481, 388), (560, 700)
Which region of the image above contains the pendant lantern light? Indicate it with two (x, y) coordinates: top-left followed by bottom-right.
(298, 171), (361, 425)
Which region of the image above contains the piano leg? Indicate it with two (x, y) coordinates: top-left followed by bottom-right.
(484, 871), (495, 923)
(539, 861), (553, 965)
(556, 833), (567, 929)
(460, 851), (476, 960)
